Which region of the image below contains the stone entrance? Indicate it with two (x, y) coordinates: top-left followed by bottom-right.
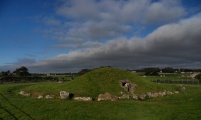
(120, 80), (137, 95)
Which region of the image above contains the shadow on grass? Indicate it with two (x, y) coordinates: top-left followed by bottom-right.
(0, 93), (34, 120)
(0, 104), (18, 120)
(69, 93), (74, 100)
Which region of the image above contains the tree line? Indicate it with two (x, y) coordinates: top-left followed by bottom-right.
(1, 66), (201, 83)
(0, 66), (64, 83)
(1, 66), (29, 76)
(135, 67), (201, 76)
(0, 66), (90, 84)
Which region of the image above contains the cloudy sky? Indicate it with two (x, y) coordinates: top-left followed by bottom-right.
(0, 0), (201, 73)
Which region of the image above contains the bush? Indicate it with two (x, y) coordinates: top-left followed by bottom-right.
(195, 74), (201, 82)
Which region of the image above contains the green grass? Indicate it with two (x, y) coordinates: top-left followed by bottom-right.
(1, 84), (201, 120)
(1, 67), (201, 119)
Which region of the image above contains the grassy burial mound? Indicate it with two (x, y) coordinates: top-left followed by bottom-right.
(19, 67), (180, 99)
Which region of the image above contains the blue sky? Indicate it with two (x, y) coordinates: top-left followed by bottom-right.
(0, 0), (201, 73)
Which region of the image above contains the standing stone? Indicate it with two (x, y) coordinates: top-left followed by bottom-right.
(60, 91), (70, 99)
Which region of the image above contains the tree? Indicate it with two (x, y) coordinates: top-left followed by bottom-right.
(13, 66), (30, 76)
(1, 70), (10, 76)
(78, 69), (92, 75)
(162, 67), (175, 73)
(195, 73), (201, 84)
(195, 74), (201, 79)
(142, 68), (160, 76)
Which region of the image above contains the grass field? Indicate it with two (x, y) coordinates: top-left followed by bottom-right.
(1, 68), (201, 120)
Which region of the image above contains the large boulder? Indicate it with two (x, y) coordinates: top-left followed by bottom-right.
(97, 92), (118, 101)
(138, 94), (146, 100)
(74, 97), (92, 101)
(19, 91), (31, 97)
(119, 94), (129, 99)
(60, 91), (70, 99)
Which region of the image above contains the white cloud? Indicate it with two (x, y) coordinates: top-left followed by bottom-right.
(56, 0), (99, 20)
(19, 13), (201, 72)
(57, 0), (185, 24)
(43, 0), (186, 45)
(144, 0), (185, 24)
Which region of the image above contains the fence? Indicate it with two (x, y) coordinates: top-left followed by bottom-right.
(151, 79), (201, 85)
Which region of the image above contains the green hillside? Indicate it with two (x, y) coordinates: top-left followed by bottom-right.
(20, 67), (179, 98)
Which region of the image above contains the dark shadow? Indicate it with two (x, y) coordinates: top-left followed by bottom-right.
(0, 93), (34, 120)
(122, 82), (126, 87)
(69, 93), (74, 100)
(0, 104), (18, 120)
(121, 80), (127, 87)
